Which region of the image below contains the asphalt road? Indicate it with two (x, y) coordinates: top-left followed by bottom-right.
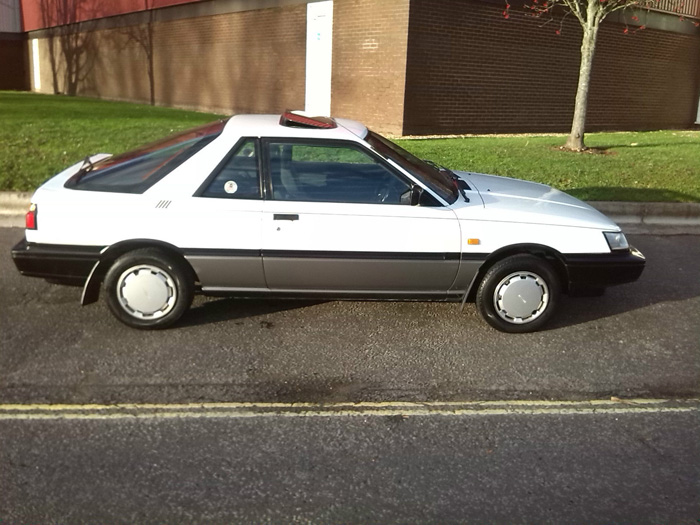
(1, 228), (698, 404)
(1, 228), (699, 522)
(0, 403), (697, 523)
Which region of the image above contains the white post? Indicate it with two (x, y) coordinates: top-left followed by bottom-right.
(31, 39), (41, 92)
(305, 1), (333, 116)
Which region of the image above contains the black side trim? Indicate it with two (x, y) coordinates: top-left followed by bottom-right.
(183, 248), (475, 261)
(11, 238), (103, 282)
(262, 250), (465, 261)
(201, 290), (457, 301)
(184, 248), (262, 258)
(563, 247), (645, 287)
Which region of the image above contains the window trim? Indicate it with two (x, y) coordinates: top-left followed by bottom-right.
(193, 137), (264, 200)
(365, 131), (457, 206)
(260, 138), (441, 206)
(65, 123), (226, 195)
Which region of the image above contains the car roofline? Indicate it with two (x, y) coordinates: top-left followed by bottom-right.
(223, 113), (368, 142)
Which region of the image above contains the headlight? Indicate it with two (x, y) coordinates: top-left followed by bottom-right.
(604, 231), (629, 251)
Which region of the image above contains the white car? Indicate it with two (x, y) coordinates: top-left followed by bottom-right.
(11, 112), (645, 332)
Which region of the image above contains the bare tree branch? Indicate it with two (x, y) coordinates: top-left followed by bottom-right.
(505, 0), (690, 150)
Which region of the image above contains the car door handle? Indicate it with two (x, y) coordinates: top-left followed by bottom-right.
(273, 214), (299, 221)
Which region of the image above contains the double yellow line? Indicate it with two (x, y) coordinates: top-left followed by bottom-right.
(0, 398), (697, 420)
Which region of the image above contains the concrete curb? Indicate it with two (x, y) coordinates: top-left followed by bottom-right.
(0, 192), (33, 213)
(1, 192), (699, 233)
(0, 192), (33, 228)
(587, 201), (700, 235)
(588, 201), (700, 226)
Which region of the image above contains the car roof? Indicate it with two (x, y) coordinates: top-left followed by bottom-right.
(224, 114), (368, 141)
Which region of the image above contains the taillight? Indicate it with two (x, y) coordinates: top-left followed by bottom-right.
(26, 203), (37, 230)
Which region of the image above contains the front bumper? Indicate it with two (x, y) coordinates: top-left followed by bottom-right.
(562, 246), (646, 288)
(11, 237), (102, 284)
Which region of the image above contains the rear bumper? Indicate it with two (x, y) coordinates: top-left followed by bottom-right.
(11, 237), (102, 284)
(562, 246), (646, 288)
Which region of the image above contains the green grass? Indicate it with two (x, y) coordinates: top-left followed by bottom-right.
(396, 131), (700, 202)
(0, 91), (222, 191)
(2, 91), (699, 201)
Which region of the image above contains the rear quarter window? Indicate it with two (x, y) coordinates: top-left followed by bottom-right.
(65, 120), (227, 194)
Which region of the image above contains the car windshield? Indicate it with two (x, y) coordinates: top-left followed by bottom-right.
(67, 119), (228, 193)
(365, 131), (458, 204)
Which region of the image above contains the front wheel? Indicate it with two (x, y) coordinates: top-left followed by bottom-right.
(104, 248), (194, 329)
(476, 254), (560, 333)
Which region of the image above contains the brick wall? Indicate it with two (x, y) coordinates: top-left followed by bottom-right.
(22, 0), (700, 134)
(403, 0), (700, 134)
(0, 34), (28, 90)
(331, 0), (410, 134)
(29, 3), (306, 115)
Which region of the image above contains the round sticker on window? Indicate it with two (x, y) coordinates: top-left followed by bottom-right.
(224, 180), (238, 194)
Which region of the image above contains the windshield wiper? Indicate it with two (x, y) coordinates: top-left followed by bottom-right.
(422, 158), (454, 176)
(422, 158), (470, 202)
(74, 155), (96, 183)
(451, 174), (470, 203)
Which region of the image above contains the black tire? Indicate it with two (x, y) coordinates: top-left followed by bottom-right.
(476, 254), (560, 333)
(103, 248), (194, 329)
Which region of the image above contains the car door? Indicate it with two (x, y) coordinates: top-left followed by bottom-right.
(183, 137), (266, 292)
(261, 139), (461, 294)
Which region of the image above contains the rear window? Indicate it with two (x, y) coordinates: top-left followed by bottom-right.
(65, 119), (228, 193)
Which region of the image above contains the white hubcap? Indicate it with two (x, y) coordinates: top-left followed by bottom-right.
(117, 264), (176, 319)
(494, 271), (549, 324)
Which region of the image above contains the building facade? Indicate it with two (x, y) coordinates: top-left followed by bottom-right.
(0, 0), (28, 90)
(6, 0), (700, 134)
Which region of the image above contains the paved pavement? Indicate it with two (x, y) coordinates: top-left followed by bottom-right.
(2, 228), (698, 404)
(2, 226), (699, 522)
(2, 400), (698, 523)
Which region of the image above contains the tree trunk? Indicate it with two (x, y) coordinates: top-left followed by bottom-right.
(47, 34), (60, 94)
(146, 6), (156, 106)
(565, 10), (600, 151)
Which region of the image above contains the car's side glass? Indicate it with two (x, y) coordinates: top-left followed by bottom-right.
(66, 128), (223, 194)
(267, 141), (411, 204)
(201, 139), (261, 199)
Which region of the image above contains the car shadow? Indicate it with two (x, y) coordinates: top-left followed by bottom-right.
(179, 297), (324, 328)
(177, 236), (697, 332)
(547, 235), (700, 330)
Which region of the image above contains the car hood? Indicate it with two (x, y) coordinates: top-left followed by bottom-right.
(454, 171), (619, 230)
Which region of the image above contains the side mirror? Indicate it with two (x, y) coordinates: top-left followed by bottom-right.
(401, 184), (435, 206)
(410, 185), (423, 206)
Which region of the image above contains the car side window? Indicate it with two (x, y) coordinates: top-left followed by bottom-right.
(267, 141), (412, 204)
(201, 139), (260, 199)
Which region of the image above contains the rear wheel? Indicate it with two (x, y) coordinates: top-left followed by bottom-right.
(476, 254), (560, 333)
(104, 248), (194, 329)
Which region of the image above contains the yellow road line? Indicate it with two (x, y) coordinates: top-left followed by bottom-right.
(0, 398), (683, 411)
(0, 399), (697, 420)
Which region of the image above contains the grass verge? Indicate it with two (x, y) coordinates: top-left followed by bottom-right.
(2, 91), (699, 202)
(0, 91), (221, 191)
(396, 131), (700, 202)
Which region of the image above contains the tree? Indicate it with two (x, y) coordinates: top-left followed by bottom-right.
(505, 0), (686, 151)
(39, 0), (96, 95)
(119, 0), (156, 106)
